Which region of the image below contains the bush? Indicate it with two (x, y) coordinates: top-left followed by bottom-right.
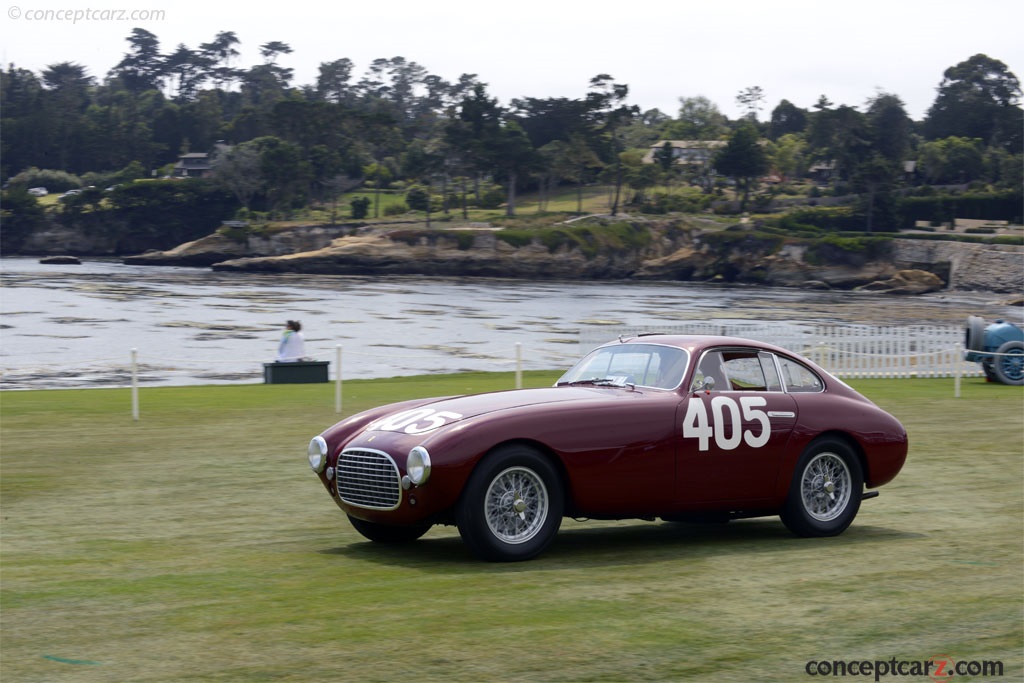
(350, 196), (371, 219)
(897, 190), (1023, 228)
(636, 192), (713, 215)
(0, 189), (47, 251)
(475, 185), (505, 210)
(405, 185), (431, 212)
(6, 167), (82, 193)
(769, 206), (861, 232)
(803, 234), (893, 266)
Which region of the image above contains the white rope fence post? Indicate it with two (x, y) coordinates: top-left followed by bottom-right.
(130, 348), (139, 421)
(515, 342), (523, 389)
(954, 342), (963, 398)
(335, 345), (343, 414)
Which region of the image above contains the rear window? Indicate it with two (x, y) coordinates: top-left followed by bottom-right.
(777, 356), (824, 392)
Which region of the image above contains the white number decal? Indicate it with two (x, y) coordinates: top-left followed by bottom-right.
(682, 396), (772, 452)
(375, 408), (464, 434)
(682, 397), (714, 451)
(711, 396), (742, 450)
(740, 396), (770, 448)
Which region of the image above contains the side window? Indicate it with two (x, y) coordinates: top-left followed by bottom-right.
(691, 351), (725, 391)
(778, 357), (824, 393)
(721, 351), (767, 391)
(759, 352), (783, 391)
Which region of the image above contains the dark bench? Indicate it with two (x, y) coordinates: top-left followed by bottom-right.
(263, 361), (330, 384)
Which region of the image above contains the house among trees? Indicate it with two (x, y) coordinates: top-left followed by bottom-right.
(173, 152), (213, 178)
(641, 140), (726, 166)
(172, 142), (231, 178)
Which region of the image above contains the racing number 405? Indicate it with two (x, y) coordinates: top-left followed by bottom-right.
(682, 395), (771, 451)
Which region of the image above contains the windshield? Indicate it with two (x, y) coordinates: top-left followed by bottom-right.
(557, 343), (689, 390)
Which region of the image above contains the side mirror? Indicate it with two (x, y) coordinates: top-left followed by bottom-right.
(693, 375), (715, 393)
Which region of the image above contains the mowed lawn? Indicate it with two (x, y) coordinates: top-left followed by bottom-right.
(1, 373), (1021, 683)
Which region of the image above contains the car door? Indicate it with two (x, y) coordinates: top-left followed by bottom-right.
(676, 348), (798, 504)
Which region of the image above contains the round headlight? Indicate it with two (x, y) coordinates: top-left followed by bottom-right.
(406, 446), (431, 486)
(308, 436), (328, 473)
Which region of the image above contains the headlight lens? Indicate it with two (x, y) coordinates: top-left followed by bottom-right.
(308, 436), (328, 473)
(406, 446), (431, 485)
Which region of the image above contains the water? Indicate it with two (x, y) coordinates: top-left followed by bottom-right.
(1, 257), (1018, 390)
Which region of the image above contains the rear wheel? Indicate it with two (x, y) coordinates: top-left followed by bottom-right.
(348, 515), (432, 543)
(781, 438), (863, 537)
(456, 444), (563, 562)
(992, 341), (1024, 385)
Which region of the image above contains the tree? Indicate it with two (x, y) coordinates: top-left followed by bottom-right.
(493, 120), (539, 216)
(851, 153), (898, 232)
(807, 103), (870, 183)
(259, 41), (293, 64)
(767, 134), (806, 184)
(586, 74), (637, 215)
(163, 44), (212, 102)
(444, 83), (505, 206)
(714, 122), (768, 211)
(249, 136), (310, 214)
(198, 31), (241, 90)
(768, 99), (807, 140)
(865, 92), (911, 164)
(212, 143), (263, 211)
(315, 58), (354, 103)
(0, 66), (47, 178)
(664, 96), (728, 140)
(924, 54), (1023, 153)
(510, 96), (592, 148)
(736, 86), (766, 121)
(653, 141), (676, 172)
(110, 28), (165, 93)
(917, 137), (985, 184)
(41, 62), (94, 170)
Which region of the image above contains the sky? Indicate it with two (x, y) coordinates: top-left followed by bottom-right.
(3, 0), (1022, 121)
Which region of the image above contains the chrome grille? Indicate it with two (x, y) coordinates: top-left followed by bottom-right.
(337, 448), (401, 510)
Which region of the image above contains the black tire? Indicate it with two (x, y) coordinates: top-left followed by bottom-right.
(992, 341), (1024, 385)
(780, 438), (863, 537)
(982, 361), (998, 382)
(965, 316), (986, 352)
(456, 444), (564, 562)
(348, 515), (432, 543)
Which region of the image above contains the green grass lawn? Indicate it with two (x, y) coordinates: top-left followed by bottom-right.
(2, 374), (1021, 682)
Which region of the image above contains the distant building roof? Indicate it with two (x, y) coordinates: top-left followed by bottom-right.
(642, 140), (726, 165)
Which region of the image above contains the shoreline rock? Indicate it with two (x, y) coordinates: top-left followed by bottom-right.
(120, 219), (1024, 295)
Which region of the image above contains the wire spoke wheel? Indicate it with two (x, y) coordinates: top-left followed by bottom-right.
(994, 342), (1024, 385)
(800, 453), (852, 522)
(457, 445), (564, 561)
(484, 466), (549, 544)
(781, 438), (863, 537)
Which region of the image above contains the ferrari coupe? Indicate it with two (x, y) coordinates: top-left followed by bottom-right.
(307, 335), (908, 561)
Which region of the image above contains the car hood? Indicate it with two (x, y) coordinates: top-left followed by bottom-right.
(370, 386), (631, 434)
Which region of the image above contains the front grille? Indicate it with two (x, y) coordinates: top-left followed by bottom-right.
(337, 448), (401, 510)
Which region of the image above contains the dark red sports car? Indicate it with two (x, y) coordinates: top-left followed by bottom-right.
(307, 335), (908, 561)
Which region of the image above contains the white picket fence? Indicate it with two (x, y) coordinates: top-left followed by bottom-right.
(579, 322), (980, 379)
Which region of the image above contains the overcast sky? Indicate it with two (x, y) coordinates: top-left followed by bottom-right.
(3, 0), (1022, 121)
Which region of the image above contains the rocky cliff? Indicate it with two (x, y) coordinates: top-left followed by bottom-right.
(120, 216), (1023, 295)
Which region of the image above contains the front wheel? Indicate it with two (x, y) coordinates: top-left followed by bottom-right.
(781, 438), (863, 537)
(348, 515), (432, 543)
(456, 444), (563, 562)
(992, 341), (1024, 385)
